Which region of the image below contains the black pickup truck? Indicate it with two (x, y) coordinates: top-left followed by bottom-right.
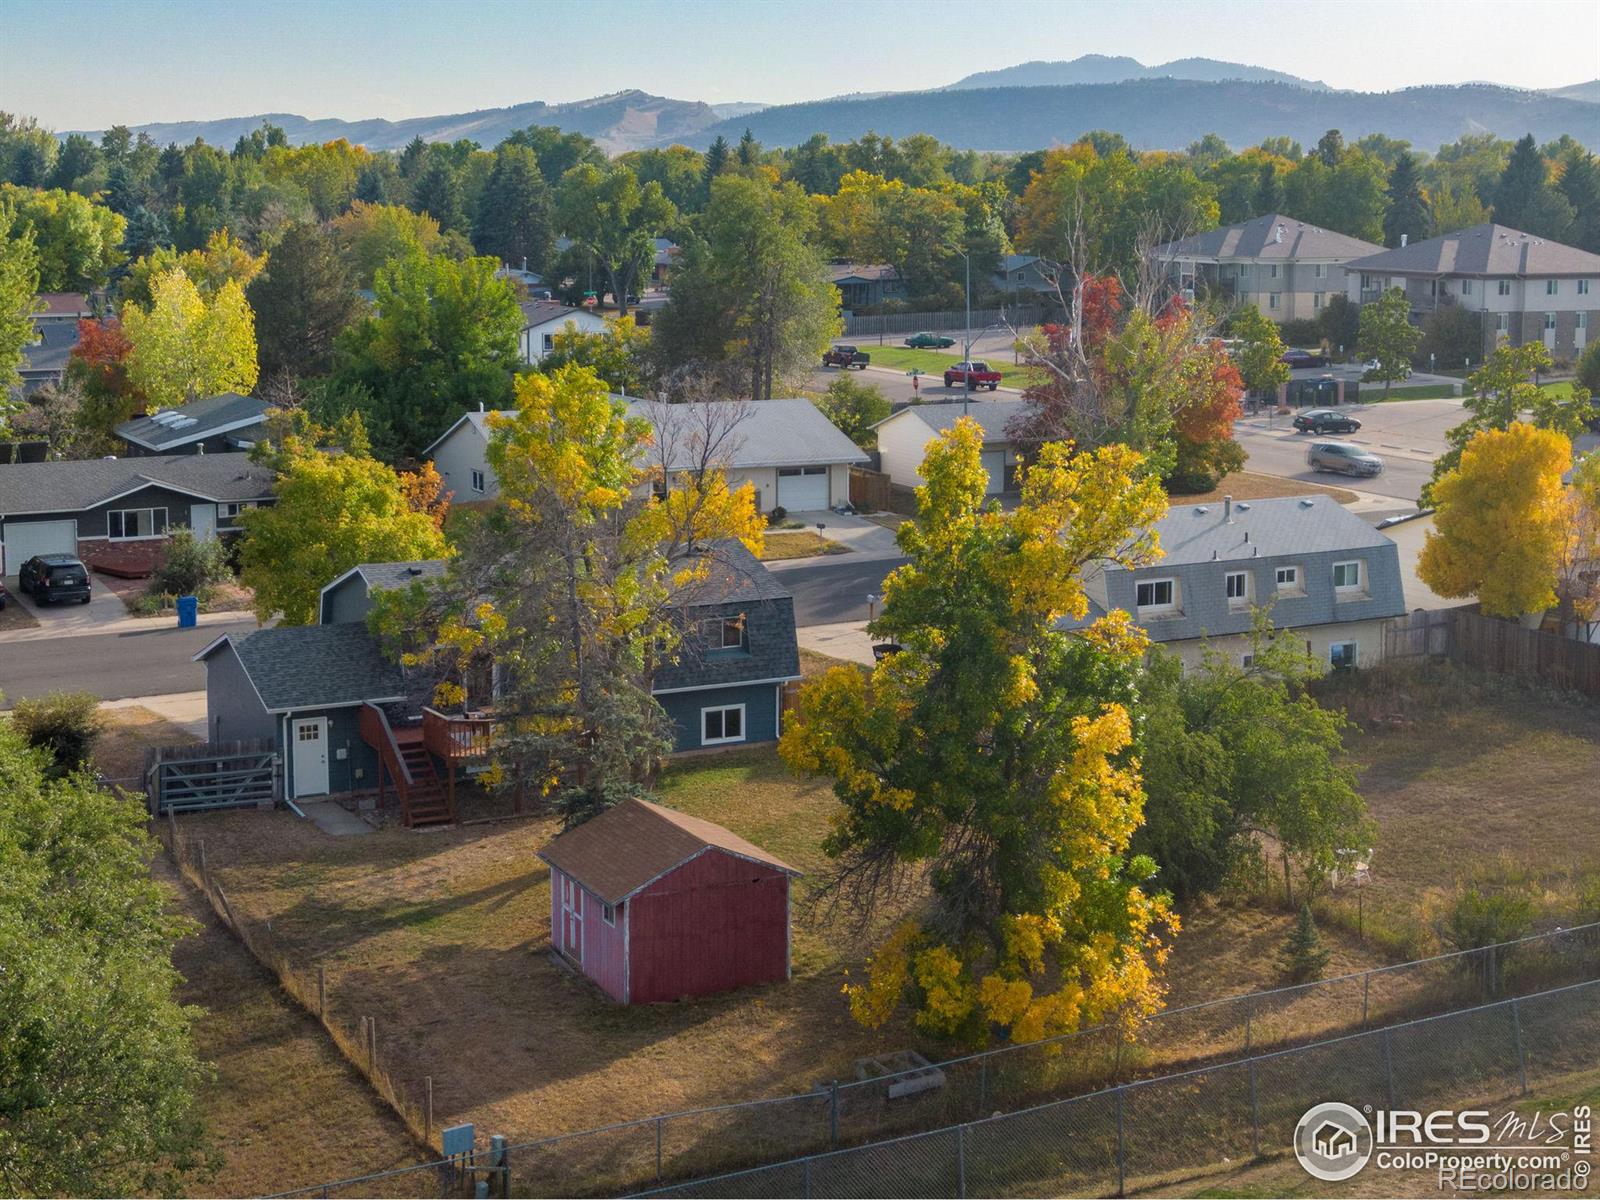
(822, 344), (871, 369)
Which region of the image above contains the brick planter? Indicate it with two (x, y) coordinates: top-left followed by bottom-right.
(80, 538), (167, 578)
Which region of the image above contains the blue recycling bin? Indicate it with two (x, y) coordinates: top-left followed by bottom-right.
(176, 594), (198, 628)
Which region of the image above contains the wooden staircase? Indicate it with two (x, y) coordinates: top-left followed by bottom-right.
(358, 703), (456, 828)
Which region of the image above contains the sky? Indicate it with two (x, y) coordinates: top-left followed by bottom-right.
(3, 0), (1597, 130)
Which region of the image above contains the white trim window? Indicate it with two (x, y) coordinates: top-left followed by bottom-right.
(1268, 292), (1280, 311)
(218, 501), (256, 519)
(1546, 280), (1559, 296)
(1135, 578), (1177, 614)
(1460, 279), (1473, 296)
(541, 332), (556, 353)
(1498, 280), (1512, 296)
(1275, 564), (1301, 592)
(1545, 312), (1557, 331)
(1313, 292), (1325, 311)
(1225, 571), (1249, 606)
(704, 615), (745, 651)
(107, 507), (169, 540)
(1330, 641), (1358, 671)
(470, 469), (486, 494)
(1332, 560), (1363, 592)
(1495, 313), (1511, 336)
(601, 901), (617, 926)
(1579, 279), (1591, 296)
(1313, 263), (1328, 279)
(701, 704), (746, 746)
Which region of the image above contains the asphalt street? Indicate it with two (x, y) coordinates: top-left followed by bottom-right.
(0, 616), (256, 703)
(780, 555), (908, 627)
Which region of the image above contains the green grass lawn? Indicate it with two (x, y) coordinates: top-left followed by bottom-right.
(1369, 382), (1458, 401)
(1540, 380), (1578, 399)
(857, 344), (1033, 388)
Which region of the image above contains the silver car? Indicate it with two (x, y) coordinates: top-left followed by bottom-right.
(1307, 441), (1384, 477)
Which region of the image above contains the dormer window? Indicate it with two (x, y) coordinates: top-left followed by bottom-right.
(1225, 571), (1250, 608)
(1136, 578), (1178, 615)
(705, 615), (746, 651)
(1333, 560), (1364, 596)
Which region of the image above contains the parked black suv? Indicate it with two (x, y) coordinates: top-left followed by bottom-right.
(18, 553), (92, 605)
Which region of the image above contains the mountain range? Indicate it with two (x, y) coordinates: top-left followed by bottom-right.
(64, 54), (1600, 156)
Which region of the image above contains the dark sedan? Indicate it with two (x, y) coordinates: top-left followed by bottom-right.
(1281, 348), (1330, 369)
(1292, 408), (1362, 434)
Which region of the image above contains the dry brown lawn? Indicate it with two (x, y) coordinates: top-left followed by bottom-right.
(1171, 470), (1359, 506)
(0, 595), (40, 630)
(757, 531), (852, 560)
(94, 704), (196, 784)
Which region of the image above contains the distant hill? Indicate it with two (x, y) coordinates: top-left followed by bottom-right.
(1547, 80), (1600, 104)
(65, 89), (728, 155)
(709, 102), (768, 121)
(947, 54), (1330, 92)
(686, 79), (1600, 153)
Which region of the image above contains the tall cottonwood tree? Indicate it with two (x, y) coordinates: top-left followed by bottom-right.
(781, 420), (1177, 1045)
(555, 163), (674, 317)
(122, 267), (258, 406)
(0, 206), (40, 426)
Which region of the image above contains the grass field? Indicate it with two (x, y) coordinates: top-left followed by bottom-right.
(853, 345), (1033, 387)
(757, 531), (851, 560)
(1373, 383), (1459, 401)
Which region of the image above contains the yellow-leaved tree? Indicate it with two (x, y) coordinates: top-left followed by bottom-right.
(1419, 423), (1571, 619)
(122, 267), (258, 406)
(780, 418), (1178, 1045)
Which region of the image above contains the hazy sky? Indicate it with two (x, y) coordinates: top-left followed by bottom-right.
(4, 0), (1597, 130)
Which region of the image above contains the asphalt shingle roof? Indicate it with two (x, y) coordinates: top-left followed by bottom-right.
(625, 398), (869, 470)
(674, 540), (791, 607)
(537, 797), (799, 905)
(116, 393), (270, 451)
(218, 624), (406, 712)
(1344, 223), (1600, 277)
(0, 452), (275, 516)
(519, 300), (590, 329)
(1151, 494), (1393, 565)
(20, 322), (77, 376)
(1155, 213), (1382, 262)
(877, 399), (1027, 443)
(352, 560), (449, 592)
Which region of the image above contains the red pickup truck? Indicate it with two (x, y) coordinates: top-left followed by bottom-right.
(944, 360), (1002, 391)
(822, 344), (871, 369)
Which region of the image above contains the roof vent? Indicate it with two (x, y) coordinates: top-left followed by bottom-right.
(1299, 497), (1315, 508)
(1275, 224), (1284, 244)
(1223, 495), (1234, 522)
(405, 566), (423, 576)
(1400, 233), (1408, 247)
(1244, 530), (1250, 543)
(1194, 505), (1209, 514)
(1253, 546), (1259, 557)
(1236, 502), (1251, 512)
(1212, 549), (1219, 560)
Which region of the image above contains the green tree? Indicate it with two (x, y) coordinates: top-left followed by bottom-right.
(1556, 148), (1600, 254)
(1382, 151), (1430, 248)
(1231, 303), (1289, 398)
(500, 125), (605, 186)
(0, 183), (125, 291)
(1356, 287), (1422, 398)
(1280, 905), (1331, 983)
(246, 222), (362, 381)
(556, 163), (675, 317)
(331, 200), (446, 288)
(331, 251), (522, 458)
(1577, 339), (1600, 398)
(1317, 293), (1361, 357)
(534, 314), (650, 395)
(0, 716), (207, 1194)
(239, 424), (450, 624)
(1417, 305), (1482, 372)
(411, 157), (465, 234)
(0, 205), (40, 422)
(123, 268), (258, 407)
(1315, 129), (1345, 167)
(653, 174), (840, 400)
(1493, 134), (1550, 230)
(120, 229), (268, 310)
(780, 422), (1176, 1044)
(814, 374), (890, 448)
(472, 144), (555, 273)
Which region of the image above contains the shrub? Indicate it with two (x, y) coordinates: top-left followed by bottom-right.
(1280, 903), (1332, 983)
(1577, 339), (1600, 399)
(150, 526), (231, 599)
(767, 505), (788, 526)
(1437, 884), (1536, 952)
(9, 691), (102, 776)
(1279, 318), (1324, 349)
(1417, 305), (1483, 371)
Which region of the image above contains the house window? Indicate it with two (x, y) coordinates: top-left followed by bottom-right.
(107, 507), (168, 540)
(1313, 292), (1325, 310)
(601, 902), (617, 926)
(1546, 280), (1559, 295)
(1314, 263), (1327, 279)
(1225, 571), (1249, 604)
(1495, 313), (1510, 336)
(1241, 652), (1255, 669)
(1461, 280), (1473, 296)
(470, 469), (486, 494)
(1329, 641), (1358, 671)
(1275, 565), (1301, 592)
(1580, 312), (1589, 330)
(1361, 274), (1374, 289)
(541, 333), (555, 353)
(217, 501), (256, 519)
(1332, 560), (1363, 592)
(704, 615), (745, 650)
(1545, 312), (1557, 331)
(1268, 292), (1280, 311)
(1498, 280), (1512, 296)
(1579, 279), (1591, 295)
(701, 704), (746, 745)
(1135, 578), (1176, 613)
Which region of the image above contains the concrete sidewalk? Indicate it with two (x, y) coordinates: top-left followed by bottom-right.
(0, 605), (256, 645)
(798, 621), (878, 666)
(765, 511), (905, 569)
(100, 690), (209, 738)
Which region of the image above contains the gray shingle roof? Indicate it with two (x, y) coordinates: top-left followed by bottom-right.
(1152, 494), (1393, 565)
(626, 398), (869, 470)
(1345, 223), (1600, 277)
(876, 399), (1027, 443)
(211, 624), (406, 711)
(353, 560), (449, 592)
(20, 322), (78, 377)
(519, 300), (589, 329)
(673, 540), (792, 607)
(828, 262), (901, 283)
(0, 452), (275, 516)
(116, 393), (270, 451)
(1155, 213), (1382, 262)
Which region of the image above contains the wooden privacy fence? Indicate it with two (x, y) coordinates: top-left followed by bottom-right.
(144, 738), (280, 815)
(848, 466), (891, 513)
(1385, 606), (1600, 699)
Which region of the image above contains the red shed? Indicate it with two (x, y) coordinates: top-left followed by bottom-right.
(537, 798), (801, 1004)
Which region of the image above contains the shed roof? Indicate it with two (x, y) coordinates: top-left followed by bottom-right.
(1155, 213), (1381, 262)
(0, 452), (275, 516)
(827, 262), (900, 283)
(194, 624), (406, 712)
(538, 798), (800, 905)
(116, 392), (270, 451)
(872, 399), (1026, 443)
(1343, 223), (1600, 278)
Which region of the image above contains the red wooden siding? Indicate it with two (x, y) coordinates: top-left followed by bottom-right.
(550, 867), (629, 1002)
(627, 849), (790, 1003)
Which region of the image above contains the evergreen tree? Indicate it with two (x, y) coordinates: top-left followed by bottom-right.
(1315, 128), (1345, 167)
(701, 135), (730, 197)
(472, 144), (555, 273)
(1254, 161), (1279, 213)
(355, 162), (390, 204)
(736, 127), (760, 167)
(411, 158), (465, 233)
(398, 134), (429, 180)
(1382, 151), (1430, 248)
(1493, 134), (1548, 230)
(247, 222), (362, 380)
(1557, 149), (1600, 254)
(1281, 905), (1331, 983)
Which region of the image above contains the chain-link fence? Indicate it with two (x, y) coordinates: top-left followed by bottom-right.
(638, 977), (1600, 1199)
(268, 921), (1600, 1197)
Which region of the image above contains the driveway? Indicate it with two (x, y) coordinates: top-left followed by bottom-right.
(768, 511), (903, 562)
(3, 573), (127, 631)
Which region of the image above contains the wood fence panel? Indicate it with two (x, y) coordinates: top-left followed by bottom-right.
(1384, 607), (1600, 700)
(848, 467), (891, 513)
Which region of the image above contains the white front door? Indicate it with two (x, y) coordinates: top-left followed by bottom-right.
(561, 875), (583, 962)
(190, 503), (217, 541)
(291, 717), (330, 797)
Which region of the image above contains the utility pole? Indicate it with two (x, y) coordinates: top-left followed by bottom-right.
(963, 251), (973, 415)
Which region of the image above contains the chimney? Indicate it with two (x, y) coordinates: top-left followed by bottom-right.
(1244, 530), (1250, 544)
(1223, 495), (1233, 523)
(1401, 233), (1408, 247)
(478, 401), (485, 413)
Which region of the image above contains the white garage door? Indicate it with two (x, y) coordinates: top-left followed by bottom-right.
(981, 451), (1007, 495)
(2, 519), (77, 574)
(777, 465), (829, 511)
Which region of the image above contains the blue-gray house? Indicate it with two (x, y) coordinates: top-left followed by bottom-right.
(1070, 494), (1408, 671)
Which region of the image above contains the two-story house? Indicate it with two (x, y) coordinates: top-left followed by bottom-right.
(1070, 494), (1407, 670)
(1153, 214), (1383, 324)
(1344, 223), (1600, 363)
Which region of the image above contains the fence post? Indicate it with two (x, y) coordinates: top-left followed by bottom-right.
(1248, 1059), (1261, 1159)
(425, 1076), (433, 1144)
(655, 1116), (663, 1181)
(1244, 999), (1253, 1055)
(1362, 972), (1371, 1026)
(491, 1134), (508, 1199)
(956, 1123), (967, 1199)
(978, 1057), (988, 1118)
(829, 1080), (839, 1149)
(1383, 1028), (1398, 1109)
(1511, 998), (1529, 1096)
(1114, 1086), (1127, 1198)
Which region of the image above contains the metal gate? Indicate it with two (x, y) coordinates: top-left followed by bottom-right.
(145, 738), (281, 815)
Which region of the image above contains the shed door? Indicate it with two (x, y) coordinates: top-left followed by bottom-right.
(981, 451), (1007, 495)
(2, 518), (77, 575)
(777, 466), (829, 511)
(561, 875), (583, 964)
(291, 717), (329, 797)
